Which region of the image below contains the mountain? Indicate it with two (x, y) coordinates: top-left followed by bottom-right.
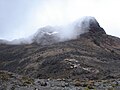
(32, 26), (60, 45)
(0, 16), (120, 81)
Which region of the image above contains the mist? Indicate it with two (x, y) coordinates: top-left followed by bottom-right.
(14, 16), (99, 45)
(0, 0), (120, 41)
(0, 16), (96, 45)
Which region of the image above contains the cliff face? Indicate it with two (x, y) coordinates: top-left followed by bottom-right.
(0, 17), (120, 80)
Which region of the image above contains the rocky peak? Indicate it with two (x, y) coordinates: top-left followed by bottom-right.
(77, 17), (106, 40)
(81, 16), (106, 35)
(32, 16), (106, 45)
(32, 26), (60, 45)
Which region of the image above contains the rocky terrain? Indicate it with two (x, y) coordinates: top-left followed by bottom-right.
(0, 16), (120, 90)
(0, 71), (120, 90)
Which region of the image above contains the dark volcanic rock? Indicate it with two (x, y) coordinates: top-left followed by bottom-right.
(80, 16), (106, 38)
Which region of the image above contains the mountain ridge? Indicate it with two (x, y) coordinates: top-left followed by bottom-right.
(0, 16), (106, 45)
(0, 16), (120, 81)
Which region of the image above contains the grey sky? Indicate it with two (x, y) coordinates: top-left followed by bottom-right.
(0, 0), (43, 40)
(0, 0), (120, 40)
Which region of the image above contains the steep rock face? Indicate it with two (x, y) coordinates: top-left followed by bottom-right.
(0, 17), (120, 80)
(79, 16), (106, 37)
(87, 17), (106, 35)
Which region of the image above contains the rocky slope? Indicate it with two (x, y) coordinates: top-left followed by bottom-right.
(0, 71), (120, 90)
(0, 16), (120, 82)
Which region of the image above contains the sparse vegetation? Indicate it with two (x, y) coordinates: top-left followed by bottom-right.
(0, 71), (11, 81)
(0, 18), (120, 90)
(21, 76), (34, 85)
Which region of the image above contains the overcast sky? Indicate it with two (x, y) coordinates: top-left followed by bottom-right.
(0, 0), (120, 40)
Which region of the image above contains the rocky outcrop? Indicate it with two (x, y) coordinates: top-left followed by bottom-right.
(32, 26), (60, 45)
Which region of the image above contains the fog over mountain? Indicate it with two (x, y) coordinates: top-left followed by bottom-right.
(0, 14), (120, 88)
(0, 16), (102, 45)
(0, 2), (120, 89)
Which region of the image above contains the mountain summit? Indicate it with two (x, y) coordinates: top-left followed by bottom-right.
(31, 16), (106, 45)
(0, 16), (106, 45)
(81, 16), (106, 34)
(74, 16), (106, 37)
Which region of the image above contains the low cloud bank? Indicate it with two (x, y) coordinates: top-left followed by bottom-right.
(0, 16), (99, 45)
